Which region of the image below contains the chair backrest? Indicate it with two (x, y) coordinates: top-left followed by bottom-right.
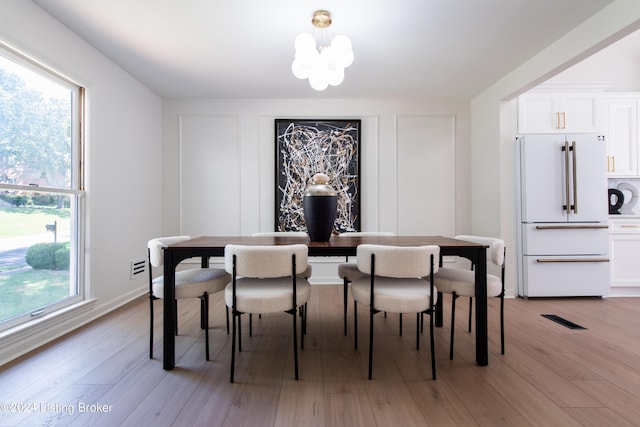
(147, 236), (191, 268)
(252, 232), (308, 237)
(455, 235), (505, 267)
(224, 244), (309, 278)
(338, 231), (395, 237)
(356, 244), (440, 278)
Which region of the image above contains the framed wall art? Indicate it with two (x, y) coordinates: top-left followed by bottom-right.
(275, 119), (361, 233)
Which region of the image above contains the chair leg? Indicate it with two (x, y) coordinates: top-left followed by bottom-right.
(304, 303), (308, 335)
(343, 278), (349, 336)
(430, 308), (436, 380)
(230, 309), (237, 383)
(354, 300), (358, 350)
(226, 306), (230, 334)
(249, 313), (253, 337)
(399, 313), (403, 336)
(202, 293), (210, 361)
(149, 296), (154, 359)
(500, 295), (505, 355)
(174, 299), (178, 335)
(293, 305), (299, 380)
(200, 297), (205, 329)
(468, 296), (473, 333)
(450, 292), (458, 360)
(238, 313), (242, 352)
(368, 306), (374, 380)
(301, 306), (305, 350)
(415, 313), (420, 350)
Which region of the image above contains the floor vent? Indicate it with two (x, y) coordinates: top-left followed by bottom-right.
(130, 259), (146, 279)
(541, 314), (586, 330)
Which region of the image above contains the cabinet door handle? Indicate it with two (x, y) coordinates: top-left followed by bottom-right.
(620, 225), (640, 228)
(561, 111), (567, 129)
(556, 112), (561, 129)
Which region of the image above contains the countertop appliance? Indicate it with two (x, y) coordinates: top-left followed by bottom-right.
(517, 134), (609, 297)
(608, 188), (624, 214)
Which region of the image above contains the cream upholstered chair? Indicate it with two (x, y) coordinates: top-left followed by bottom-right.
(250, 232), (312, 327)
(224, 244), (311, 383)
(147, 236), (230, 360)
(337, 232), (395, 335)
(252, 232), (312, 279)
(351, 244), (440, 380)
(433, 235), (506, 360)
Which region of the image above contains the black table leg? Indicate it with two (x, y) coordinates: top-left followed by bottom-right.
(474, 247), (488, 366)
(163, 248), (176, 370)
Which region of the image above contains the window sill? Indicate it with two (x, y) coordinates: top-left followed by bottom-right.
(0, 298), (97, 366)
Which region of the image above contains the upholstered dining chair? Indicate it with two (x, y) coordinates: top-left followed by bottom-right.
(337, 232), (395, 335)
(351, 244), (440, 380)
(224, 244), (311, 383)
(251, 232), (312, 279)
(433, 235), (506, 360)
(250, 232), (312, 330)
(147, 236), (230, 361)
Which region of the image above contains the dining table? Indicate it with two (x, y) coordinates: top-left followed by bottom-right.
(162, 235), (488, 370)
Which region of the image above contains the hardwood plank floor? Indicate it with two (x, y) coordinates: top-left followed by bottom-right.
(1, 286), (640, 426)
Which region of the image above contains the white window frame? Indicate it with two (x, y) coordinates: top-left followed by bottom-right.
(0, 41), (86, 332)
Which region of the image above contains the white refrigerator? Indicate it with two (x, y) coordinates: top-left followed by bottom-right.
(517, 134), (610, 297)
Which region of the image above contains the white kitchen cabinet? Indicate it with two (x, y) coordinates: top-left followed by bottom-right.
(518, 91), (601, 134)
(603, 95), (639, 177)
(609, 218), (640, 293)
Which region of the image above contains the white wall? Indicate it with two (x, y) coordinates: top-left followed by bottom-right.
(471, 0), (640, 297)
(162, 99), (469, 282)
(549, 30), (640, 92)
(162, 99), (470, 234)
(0, 0), (162, 365)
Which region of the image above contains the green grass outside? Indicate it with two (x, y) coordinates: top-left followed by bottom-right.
(0, 205), (73, 321)
(0, 205), (70, 238)
(0, 269), (71, 320)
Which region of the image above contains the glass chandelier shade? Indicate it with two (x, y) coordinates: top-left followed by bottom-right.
(291, 10), (354, 91)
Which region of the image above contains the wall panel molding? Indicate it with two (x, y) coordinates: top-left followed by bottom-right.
(178, 114), (241, 236)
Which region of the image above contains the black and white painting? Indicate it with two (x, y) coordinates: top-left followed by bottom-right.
(275, 119), (361, 233)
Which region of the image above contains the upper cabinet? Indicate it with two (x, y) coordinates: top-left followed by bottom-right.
(517, 83), (608, 134)
(603, 95), (639, 177)
(518, 92), (600, 134)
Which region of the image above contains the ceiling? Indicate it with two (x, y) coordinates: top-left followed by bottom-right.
(32, 0), (616, 100)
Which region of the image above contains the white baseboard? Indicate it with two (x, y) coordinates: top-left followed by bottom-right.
(608, 287), (640, 297)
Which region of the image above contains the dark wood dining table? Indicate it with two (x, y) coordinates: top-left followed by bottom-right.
(162, 235), (488, 370)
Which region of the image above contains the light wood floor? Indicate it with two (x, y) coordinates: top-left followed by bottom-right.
(1, 286), (640, 427)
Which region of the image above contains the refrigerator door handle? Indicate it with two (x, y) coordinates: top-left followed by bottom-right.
(535, 224), (609, 230)
(562, 141), (570, 213)
(535, 258), (609, 263)
(571, 141), (578, 214)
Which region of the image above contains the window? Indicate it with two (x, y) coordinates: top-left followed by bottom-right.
(0, 42), (85, 331)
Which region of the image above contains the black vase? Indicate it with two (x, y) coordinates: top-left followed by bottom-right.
(303, 173), (337, 242)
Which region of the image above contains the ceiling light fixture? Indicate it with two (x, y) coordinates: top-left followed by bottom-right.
(291, 10), (354, 91)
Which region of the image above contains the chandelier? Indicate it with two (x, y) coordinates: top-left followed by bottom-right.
(291, 10), (354, 91)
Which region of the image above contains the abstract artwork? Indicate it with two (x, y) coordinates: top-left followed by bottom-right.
(275, 119), (361, 233)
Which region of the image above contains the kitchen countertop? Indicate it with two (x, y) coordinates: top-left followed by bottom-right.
(609, 215), (640, 220)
